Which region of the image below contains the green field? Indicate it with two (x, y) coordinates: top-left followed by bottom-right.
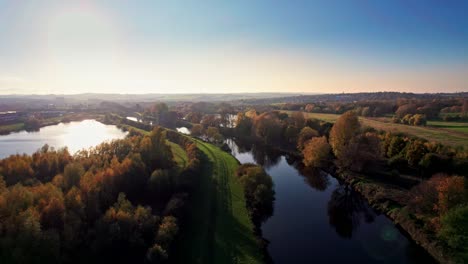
(427, 121), (468, 133)
(285, 111), (468, 149)
(174, 138), (262, 264)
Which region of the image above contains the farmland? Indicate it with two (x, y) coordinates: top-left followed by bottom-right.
(284, 111), (468, 149)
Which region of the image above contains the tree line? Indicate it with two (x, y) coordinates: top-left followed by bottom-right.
(0, 127), (203, 264)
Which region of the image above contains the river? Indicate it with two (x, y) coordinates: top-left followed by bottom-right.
(0, 120), (127, 158)
(225, 138), (435, 264)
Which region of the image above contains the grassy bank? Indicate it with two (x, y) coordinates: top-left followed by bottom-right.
(84, 119), (263, 263)
(175, 138), (262, 264)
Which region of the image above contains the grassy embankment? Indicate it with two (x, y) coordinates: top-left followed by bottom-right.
(282, 110), (468, 149)
(174, 138), (262, 264)
(121, 122), (262, 263)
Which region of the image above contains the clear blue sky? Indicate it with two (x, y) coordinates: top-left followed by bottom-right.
(0, 0), (467, 94)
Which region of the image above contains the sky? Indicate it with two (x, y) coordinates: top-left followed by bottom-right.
(0, 0), (467, 95)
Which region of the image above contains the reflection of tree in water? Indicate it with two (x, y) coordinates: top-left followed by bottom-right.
(251, 144), (281, 169)
(229, 138), (282, 169)
(298, 166), (330, 191)
(327, 185), (376, 238)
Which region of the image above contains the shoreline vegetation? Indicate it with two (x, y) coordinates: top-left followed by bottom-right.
(336, 172), (454, 264)
(0, 113), (103, 135)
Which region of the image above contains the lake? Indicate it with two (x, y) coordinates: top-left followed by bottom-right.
(0, 120), (127, 158)
(225, 138), (435, 264)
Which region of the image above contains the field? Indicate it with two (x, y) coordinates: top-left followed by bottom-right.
(174, 138), (262, 264)
(427, 121), (468, 133)
(0, 122), (25, 134)
(284, 111), (468, 149)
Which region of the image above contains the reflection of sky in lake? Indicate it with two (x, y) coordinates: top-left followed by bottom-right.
(226, 138), (435, 264)
(176, 127), (191, 135)
(0, 120), (127, 158)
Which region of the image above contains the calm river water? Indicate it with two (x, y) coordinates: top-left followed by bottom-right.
(225, 138), (435, 264)
(0, 120), (127, 158)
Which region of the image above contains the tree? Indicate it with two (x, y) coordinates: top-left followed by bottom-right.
(338, 132), (381, 172)
(205, 127), (219, 140)
(236, 164), (275, 224)
(463, 99), (468, 116)
(235, 112), (253, 136)
(297, 127), (319, 150)
(305, 104), (314, 112)
(329, 111), (360, 159)
(291, 111), (306, 128)
(156, 216), (178, 248)
(148, 169), (173, 197)
(410, 114), (427, 126)
(253, 112), (282, 144)
(386, 136), (406, 158)
(438, 205), (468, 257)
(435, 175), (466, 215)
(146, 244), (168, 263)
(63, 163), (85, 190)
(190, 124), (203, 137)
(302, 136), (331, 167)
(395, 104), (417, 118)
(405, 139), (427, 167)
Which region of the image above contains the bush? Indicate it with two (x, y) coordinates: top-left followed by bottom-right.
(439, 205), (468, 261)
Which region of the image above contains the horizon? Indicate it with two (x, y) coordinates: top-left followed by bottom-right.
(1, 1), (467, 94)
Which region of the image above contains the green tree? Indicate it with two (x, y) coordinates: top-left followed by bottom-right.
(439, 205), (468, 261)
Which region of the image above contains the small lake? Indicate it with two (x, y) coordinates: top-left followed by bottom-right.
(225, 139), (435, 264)
(0, 120), (127, 158)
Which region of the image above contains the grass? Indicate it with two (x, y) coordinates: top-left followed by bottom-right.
(427, 120), (468, 133)
(0, 122), (25, 134)
(167, 140), (189, 168)
(360, 118), (468, 149)
(283, 111), (341, 123)
(174, 138), (262, 264)
(284, 111), (468, 149)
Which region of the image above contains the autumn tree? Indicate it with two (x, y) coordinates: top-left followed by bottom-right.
(235, 112), (253, 136)
(395, 103), (417, 118)
(329, 111), (360, 159)
(291, 111), (306, 128)
(63, 163), (85, 190)
(302, 136), (331, 167)
(297, 127), (320, 150)
(253, 112), (282, 144)
(190, 124), (203, 137)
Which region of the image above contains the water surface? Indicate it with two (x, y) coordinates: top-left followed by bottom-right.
(226, 139), (435, 264)
(0, 120), (127, 158)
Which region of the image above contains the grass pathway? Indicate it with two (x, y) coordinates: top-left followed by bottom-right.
(174, 138), (262, 264)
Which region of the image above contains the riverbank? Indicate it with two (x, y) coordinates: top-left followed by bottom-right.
(0, 113), (103, 135)
(337, 171), (454, 264)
